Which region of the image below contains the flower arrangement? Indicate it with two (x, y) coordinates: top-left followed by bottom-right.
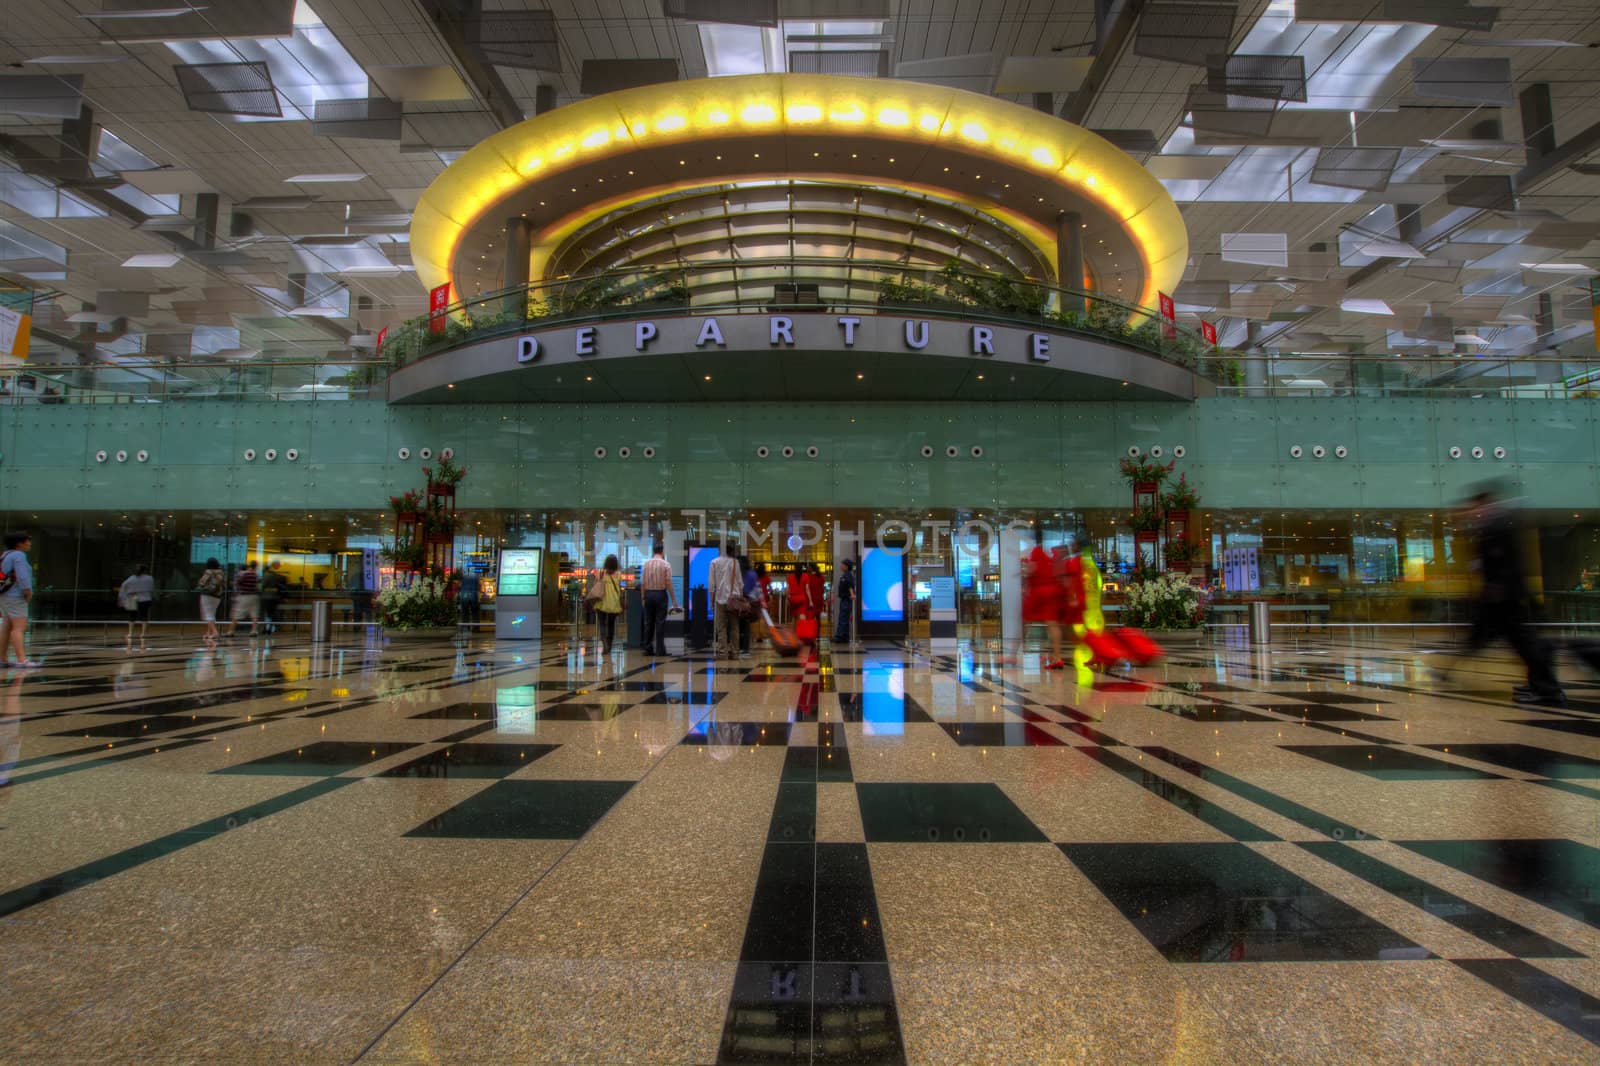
(422, 506), (455, 538)
(381, 542), (426, 572)
(426, 455), (467, 488)
(1165, 535), (1199, 568)
(389, 489), (423, 514)
(1161, 474), (1199, 512)
(1119, 455), (1173, 485)
(1130, 507), (1163, 533)
(377, 576), (457, 630)
(1122, 571), (1208, 630)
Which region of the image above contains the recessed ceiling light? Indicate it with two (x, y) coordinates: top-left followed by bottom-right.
(284, 173), (366, 183)
(121, 253), (181, 268)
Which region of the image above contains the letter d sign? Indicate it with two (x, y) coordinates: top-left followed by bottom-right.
(517, 336), (541, 363)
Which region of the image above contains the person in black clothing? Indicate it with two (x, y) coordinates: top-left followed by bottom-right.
(1447, 485), (1565, 706)
(833, 558), (857, 644)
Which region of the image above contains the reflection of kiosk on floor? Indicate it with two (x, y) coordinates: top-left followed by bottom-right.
(495, 547), (543, 640)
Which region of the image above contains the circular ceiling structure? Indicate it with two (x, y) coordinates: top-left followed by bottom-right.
(411, 73), (1187, 309)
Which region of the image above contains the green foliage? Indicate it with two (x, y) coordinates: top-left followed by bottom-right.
(1130, 507), (1163, 533)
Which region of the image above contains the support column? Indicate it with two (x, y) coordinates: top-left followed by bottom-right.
(1245, 322), (1269, 391)
(1520, 83), (1556, 160)
(1057, 211), (1085, 317)
(504, 215), (532, 317)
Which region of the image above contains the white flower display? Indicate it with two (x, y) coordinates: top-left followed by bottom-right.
(1122, 571), (1207, 631)
(376, 577), (457, 630)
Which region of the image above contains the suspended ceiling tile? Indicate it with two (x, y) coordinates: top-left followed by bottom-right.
(85, 0), (295, 42)
(1135, 3), (1236, 67)
(579, 59), (679, 95)
(0, 73), (84, 119)
(1148, 155), (1233, 181)
(1207, 54), (1308, 103)
(1310, 147), (1402, 192)
(120, 168), (215, 194)
(1221, 232), (1288, 269)
(993, 56), (1093, 94)
(1411, 56), (1513, 106)
(368, 65), (473, 103)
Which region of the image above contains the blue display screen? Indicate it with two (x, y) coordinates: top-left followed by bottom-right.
(860, 547), (904, 622)
(688, 546), (717, 591)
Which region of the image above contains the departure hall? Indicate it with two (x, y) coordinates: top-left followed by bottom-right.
(1, 0), (1599, 1062)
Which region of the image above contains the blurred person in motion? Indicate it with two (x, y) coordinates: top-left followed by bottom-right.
(1022, 540), (1065, 669)
(196, 557), (226, 646)
(119, 563), (155, 650)
(1444, 484), (1566, 707)
(259, 562), (287, 635)
(708, 547), (743, 660)
(457, 567), (482, 630)
(832, 558), (857, 646)
(228, 561), (261, 638)
(0, 532), (37, 668)
(738, 555), (764, 659)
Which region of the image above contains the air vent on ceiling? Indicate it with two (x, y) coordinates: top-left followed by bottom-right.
(579, 59), (680, 94)
(1206, 53), (1307, 102)
(788, 49), (889, 77)
(466, 9), (561, 71)
(1310, 147), (1402, 191)
(311, 97), (403, 141)
(1134, 2), (1236, 66)
(174, 61), (281, 118)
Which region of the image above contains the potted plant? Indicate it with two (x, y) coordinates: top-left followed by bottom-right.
(376, 575), (459, 635)
(1165, 535), (1199, 569)
(1161, 474), (1199, 513)
(389, 490), (424, 523)
(1119, 455), (1173, 487)
(425, 456), (466, 494)
(1122, 571), (1209, 643)
(1130, 507), (1163, 533)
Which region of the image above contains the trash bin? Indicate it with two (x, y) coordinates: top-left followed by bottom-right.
(311, 599), (332, 643)
(1248, 600), (1271, 645)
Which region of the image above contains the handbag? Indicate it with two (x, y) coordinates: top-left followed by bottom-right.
(583, 577), (604, 605)
(726, 592), (755, 619)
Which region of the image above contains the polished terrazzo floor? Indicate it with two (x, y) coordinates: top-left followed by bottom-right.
(0, 627), (1597, 1063)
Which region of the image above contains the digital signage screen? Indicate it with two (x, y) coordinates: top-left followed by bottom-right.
(860, 547), (905, 623)
(497, 548), (542, 596)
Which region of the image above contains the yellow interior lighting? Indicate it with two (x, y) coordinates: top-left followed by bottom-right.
(410, 73), (1187, 309)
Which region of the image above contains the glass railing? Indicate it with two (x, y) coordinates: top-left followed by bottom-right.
(382, 258), (1228, 382)
(0, 359), (387, 405)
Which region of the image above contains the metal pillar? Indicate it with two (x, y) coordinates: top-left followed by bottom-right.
(1057, 211), (1085, 316)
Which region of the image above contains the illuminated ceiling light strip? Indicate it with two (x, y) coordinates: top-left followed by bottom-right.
(411, 73), (1186, 309)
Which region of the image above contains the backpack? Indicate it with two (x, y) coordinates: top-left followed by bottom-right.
(198, 570), (224, 597)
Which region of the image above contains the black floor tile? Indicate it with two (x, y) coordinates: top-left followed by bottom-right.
(642, 689), (728, 706)
(1250, 703), (1393, 722)
(1061, 842), (1428, 962)
(768, 783), (817, 843)
(1510, 718), (1600, 738)
(855, 782), (1046, 843)
(720, 962), (813, 1064)
(49, 714), (231, 738)
(937, 722), (1066, 747)
(1421, 743), (1600, 779)
(1282, 744), (1504, 780)
(1146, 700), (1279, 723)
(1163, 682), (1250, 693)
(1300, 842), (1579, 958)
(683, 721), (793, 745)
(1454, 959), (1600, 1046)
(814, 844), (888, 963)
(377, 742), (560, 779)
(740, 843), (815, 961)
(532, 703), (636, 721)
(836, 693), (935, 724)
(811, 962), (904, 1063)
(406, 779), (632, 838)
(408, 703), (497, 721)
(1288, 692), (1390, 705)
(1140, 746), (1377, 841)
(216, 740), (420, 776)
(1397, 839), (1600, 929)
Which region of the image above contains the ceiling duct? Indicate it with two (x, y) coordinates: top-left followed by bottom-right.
(1445, 173), (1515, 210)
(1310, 147), (1402, 191)
(1206, 54), (1307, 103)
(465, 9), (561, 71)
(789, 50), (890, 77)
(173, 61), (281, 118)
(579, 59), (680, 95)
(1294, 0), (1498, 29)
(1134, 3), (1236, 67)
(312, 98), (403, 141)
(1091, 129), (1160, 154)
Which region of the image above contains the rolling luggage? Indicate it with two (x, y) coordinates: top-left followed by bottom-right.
(763, 608), (804, 656)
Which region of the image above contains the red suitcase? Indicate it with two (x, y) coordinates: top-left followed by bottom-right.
(1115, 627), (1164, 665)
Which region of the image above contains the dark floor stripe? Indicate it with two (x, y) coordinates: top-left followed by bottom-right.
(1140, 745), (1380, 840)
(1454, 959), (1600, 1047)
(0, 777), (353, 919)
(7, 737), (211, 786)
(1077, 746), (1279, 841)
(1299, 843), (1580, 958)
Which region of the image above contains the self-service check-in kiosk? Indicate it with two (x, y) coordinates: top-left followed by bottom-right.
(494, 547), (543, 641)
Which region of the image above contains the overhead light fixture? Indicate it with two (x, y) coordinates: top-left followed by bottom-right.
(24, 54), (130, 64)
(1520, 262), (1596, 274)
(1339, 299), (1393, 316)
(284, 173), (366, 183)
(80, 5), (207, 17)
(121, 252), (181, 268)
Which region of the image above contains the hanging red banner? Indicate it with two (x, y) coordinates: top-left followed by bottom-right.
(1201, 320), (1218, 346)
(1158, 291), (1176, 341)
(428, 283), (451, 336)
(376, 325), (388, 355)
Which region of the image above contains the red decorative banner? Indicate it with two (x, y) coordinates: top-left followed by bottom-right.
(428, 282), (451, 336)
(1201, 320), (1218, 346)
(376, 325), (388, 355)
(1158, 292), (1175, 321)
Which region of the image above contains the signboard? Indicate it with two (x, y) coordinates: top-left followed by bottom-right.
(0, 305), (31, 359)
(376, 325), (388, 355)
(1592, 279), (1599, 354)
(1158, 291), (1176, 341)
(497, 548), (542, 596)
(428, 282), (451, 336)
(930, 576), (956, 613)
(1201, 320), (1217, 346)
(860, 547), (905, 623)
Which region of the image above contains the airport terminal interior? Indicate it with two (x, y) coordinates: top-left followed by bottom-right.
(1, 0), (1599, 1061)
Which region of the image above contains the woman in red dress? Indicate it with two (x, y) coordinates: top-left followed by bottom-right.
(1022, 544), (1065, 669)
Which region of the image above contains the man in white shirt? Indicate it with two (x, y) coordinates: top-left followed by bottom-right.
(707, 549), (742, 660)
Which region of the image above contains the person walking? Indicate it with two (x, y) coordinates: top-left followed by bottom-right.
(833, 557), (857, 645)
(590, 555), (624, 655)
(640, 543), (678, 657)
(708, 547), (742, 660)
(1445, 486), (1566, 706)
(0, 532), (39, 668)
(1022, 542), (1065, 669)
(738, 555), (764, 658)
(196, 557), (225, 645)
(119, 563), (156, 649)
(228, 561), (261, 638)
(457, 568), (481, 629)
(259, 562), (287, 635)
